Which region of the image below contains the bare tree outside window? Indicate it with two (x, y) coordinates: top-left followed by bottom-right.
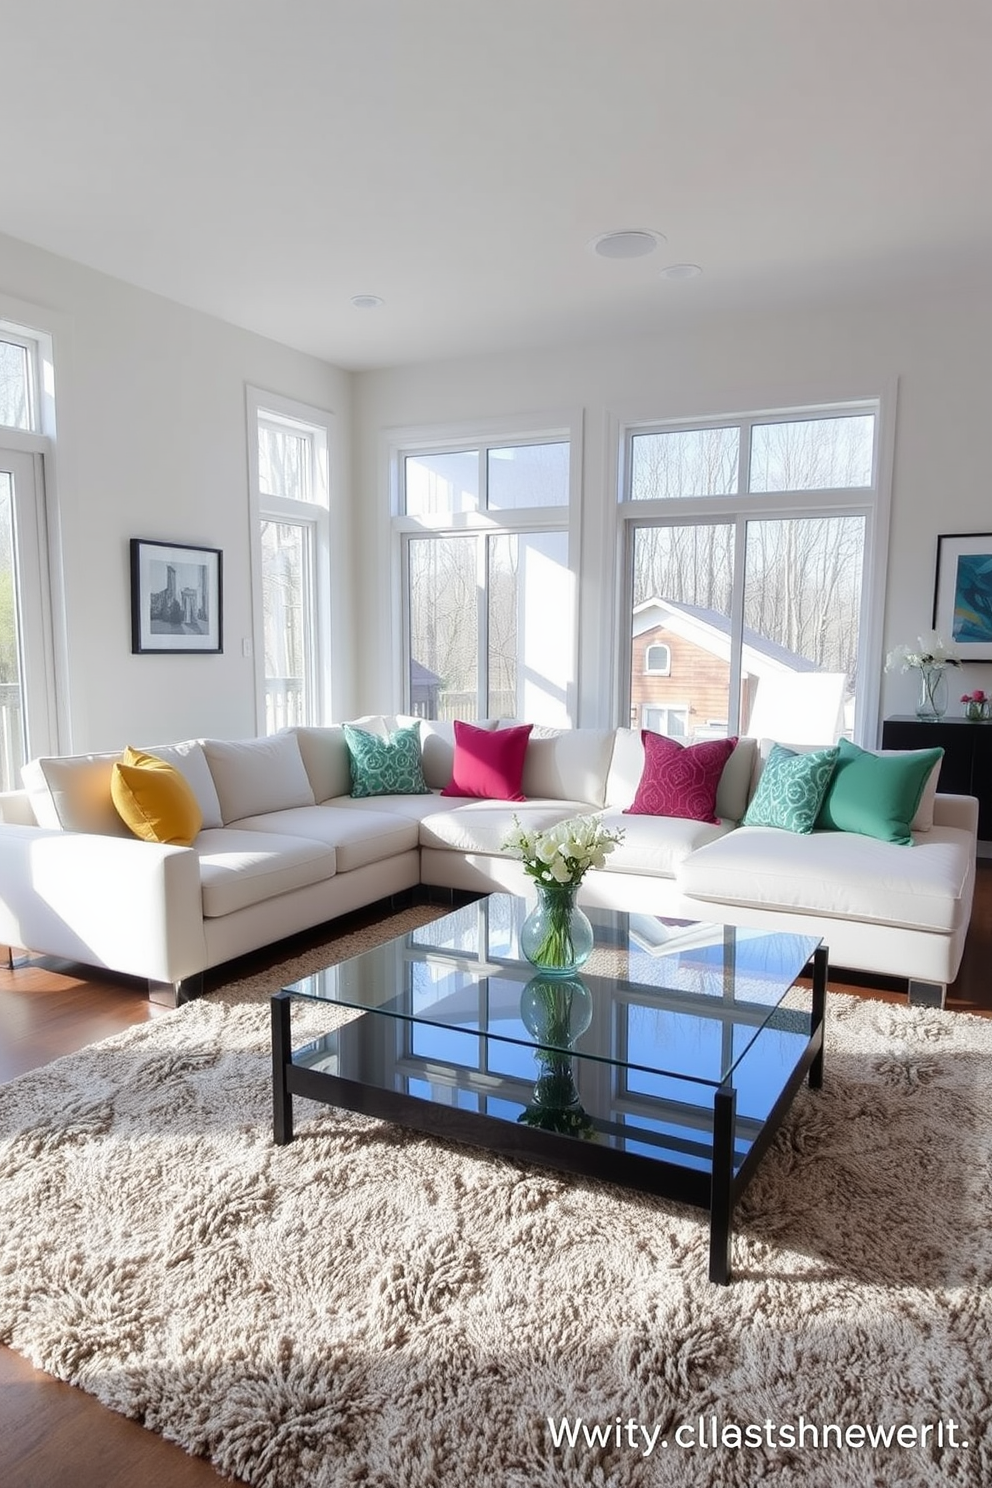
(0, 341), (30, 431)
(630, 426), (739, 500)
(260, 424), (311, 503)
(261, 521), (308, 730)
(408, 535), (479, 719)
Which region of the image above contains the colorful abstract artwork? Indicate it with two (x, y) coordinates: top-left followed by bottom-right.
(933, 534), (992, 661)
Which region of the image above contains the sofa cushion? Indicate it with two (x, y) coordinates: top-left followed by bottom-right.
(21, 752), (130, 837)
(815, 739), (944, 845)
(343, 722), (430, 797)
(228, 805), (419, 873)
(110, 747), (203, 846)
(743, 744), (839, 834)
(139, 740), (224, 829)
(678, 824), (972, 933)
(497, 723), (615, 808)
(595, 808), (732, 879)
(625, 732), (738, 824)
(291, 726), (352, 804)
(440, 721), (533, 801)
(324, 790), (450, 822)
(193, 828), (336, 918)
(203, 734), (315, 823)
(419, 800), (589, 856)
(606, 730), (755, 822)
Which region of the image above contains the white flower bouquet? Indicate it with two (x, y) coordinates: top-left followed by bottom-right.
(884, 631), (961, 673)
(502, 813), (624, 888)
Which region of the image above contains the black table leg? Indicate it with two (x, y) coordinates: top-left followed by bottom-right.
(709, 1084), (737, 1285)
(809, 945), (827, 1090)
(272, 991), (294, 1145)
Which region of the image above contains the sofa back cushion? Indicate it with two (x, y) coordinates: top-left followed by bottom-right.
(139, 740), (223, 828)
(22, 752), (130, 836)
(498, 723), (616, 807)
(22, 738), (234, 836)
(606, 730), (756, 822)
(292, 726), (352, 803)
(203, 733), (315, 823)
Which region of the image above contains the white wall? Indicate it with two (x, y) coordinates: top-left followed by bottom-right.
(353, 286), (992, 736)
(0, 231), (352, 752)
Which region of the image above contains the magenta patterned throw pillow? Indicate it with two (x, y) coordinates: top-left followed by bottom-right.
(624, 732), (738, 823)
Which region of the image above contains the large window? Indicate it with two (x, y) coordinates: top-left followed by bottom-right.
(621, 407), (880, 745)
(0, 320), (59, 788)
(248, 390), (331, 733)
(396, 432), (575, 724)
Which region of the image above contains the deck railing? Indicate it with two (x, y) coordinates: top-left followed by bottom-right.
(265, 677), (305, 734)
(0, 684), (24, 793)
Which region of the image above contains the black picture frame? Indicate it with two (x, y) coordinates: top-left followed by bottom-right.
(130, 539), (223, 654)
(932, 533), (992, 663)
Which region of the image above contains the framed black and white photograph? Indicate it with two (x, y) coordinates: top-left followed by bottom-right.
(932, 533), (992, 663)
(130, 539), (223, 654)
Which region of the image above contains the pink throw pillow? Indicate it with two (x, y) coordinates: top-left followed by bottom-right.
(625, 732), (738, 823)
(440, 721), (533, 801)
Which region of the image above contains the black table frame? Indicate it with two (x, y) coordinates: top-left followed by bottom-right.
(271, 944), (827, 1285)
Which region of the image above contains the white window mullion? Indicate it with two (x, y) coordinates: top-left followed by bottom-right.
(477, 532), (490, 717)
(728, 518), (748, 734)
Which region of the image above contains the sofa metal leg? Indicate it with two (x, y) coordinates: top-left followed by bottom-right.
(147, 973), (204, 1008)
(907, 979), (947, 1010)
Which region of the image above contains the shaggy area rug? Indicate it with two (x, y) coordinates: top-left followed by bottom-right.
(0, 905), (990, 1488)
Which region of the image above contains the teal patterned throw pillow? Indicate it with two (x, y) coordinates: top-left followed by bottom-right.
(742, 744), (839, 834)
(343, 723), (430, 798)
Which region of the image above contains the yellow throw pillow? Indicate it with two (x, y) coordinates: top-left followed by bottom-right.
(110, 745), (203, 846)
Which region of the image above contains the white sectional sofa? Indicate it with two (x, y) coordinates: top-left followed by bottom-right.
(0, 718), (978, 1009)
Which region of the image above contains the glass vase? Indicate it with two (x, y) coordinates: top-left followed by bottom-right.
(916, 664), (948, 721)
(519, 883), (594, 976)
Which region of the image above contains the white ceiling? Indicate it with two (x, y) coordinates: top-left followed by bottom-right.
(1, 0), (989, 371)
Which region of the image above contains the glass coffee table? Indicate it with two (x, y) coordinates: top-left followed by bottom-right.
(271, 894), (826, 1284)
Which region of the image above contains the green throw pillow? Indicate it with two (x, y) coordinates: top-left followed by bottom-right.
(815, 739), (943, 845)
(743, 744), (839, 834)
(343, 723), (430, 798)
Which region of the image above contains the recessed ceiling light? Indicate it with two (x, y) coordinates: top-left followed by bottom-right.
(590, 229), (665, 260)
(659, 263), (702, 280)
(350, 294), (384, 309)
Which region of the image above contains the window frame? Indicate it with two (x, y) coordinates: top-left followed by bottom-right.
(246, 387), (335, 733)
(0, 304), (65, 764)
(0, 329), (39, 432)
(616, 395), (894, 746)
(389, 412), (582, 722)
(643, 642), (671, 677)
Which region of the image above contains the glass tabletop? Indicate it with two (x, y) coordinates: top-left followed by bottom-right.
(282, 893), (820, 1093)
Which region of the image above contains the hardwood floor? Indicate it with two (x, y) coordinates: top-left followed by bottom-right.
(0, 870), (990, 1486)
